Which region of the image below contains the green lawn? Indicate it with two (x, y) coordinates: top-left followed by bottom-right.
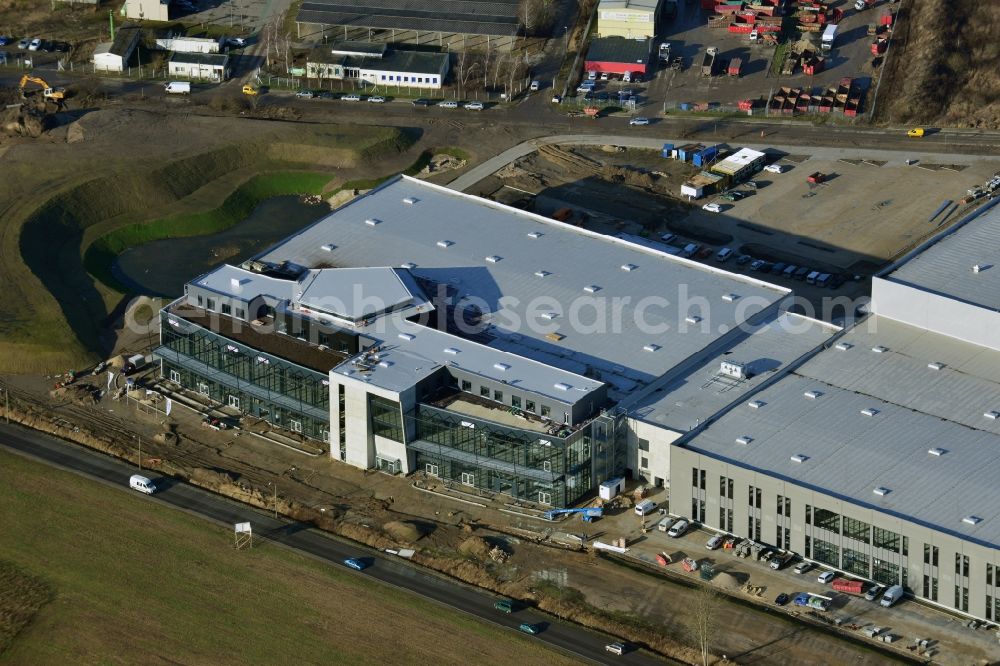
(0, 449), (574, 665)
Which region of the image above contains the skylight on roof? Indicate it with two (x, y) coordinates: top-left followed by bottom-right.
(748, 400), (765, 410)
(685, 315), (702, 324)
(584, 285), (601, 293)
(401, 262), (416, 269)
(437, 240), (454, 248)
(790, 454), (808, 463)
(871, 345), (888, 353)
(861, 407), (879, 417)
(443, 347), (459, 355)
(621, 263), (638, 272)
(321, 244), (336, 251)
(527, 231), (543, 239)
(928, 447), (946, 456)
(873, 486), (890, 497)
(722, 293), (739, 302)
(365, 218), (380, 226)
(534, 270), (551, 278)
(402, 197), (417, 205)
(554, 383), (571, 391)
(493, 362), (511, 371)
(398, 333), (415, 341)
(985, 411), (1000, 420)
(927, 362), (944, 370)
(963, 515), (982, 526)
(835, 342), (852, 351)
(485, 255), (502, 263)
(643, 343), (660, 352)
(803, 390), (822, 400)
(735, 436), (753, 445)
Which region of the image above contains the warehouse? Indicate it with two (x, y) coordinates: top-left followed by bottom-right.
(584, 36), (652, 78)
(168, 52), (231, 81)
(92, 26), (141, 73)
(597, 0), (661, 39)
(305, 42), (449, 89)
(667, 202), (1000, 622)
(156, 175), (791, 507)
(295, 0), (521, 52)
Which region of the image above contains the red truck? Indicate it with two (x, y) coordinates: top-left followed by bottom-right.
(807, 172), (827, 184)
(728, 57), (743, 76)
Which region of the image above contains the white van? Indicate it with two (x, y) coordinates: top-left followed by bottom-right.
(634, 499), (657, 516)
(529, 80), (540, 91)
(657, 516), (675, 532)
(623, 71), (633, 83)
(880, 584), (904, 608)
(715, 248), (734, 262)
(129, 474), (157, 495)
(164, 81), (191, 94)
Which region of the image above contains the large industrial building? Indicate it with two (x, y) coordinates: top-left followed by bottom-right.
(154, 170), (1000, 622)
(668, 201), (1000, 621)
(596, 0), (661, 39)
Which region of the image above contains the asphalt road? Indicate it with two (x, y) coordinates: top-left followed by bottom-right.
(0, 422), (673, 665)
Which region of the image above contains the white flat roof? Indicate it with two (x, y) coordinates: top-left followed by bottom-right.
(257, 176), (789, 396)
(599, 0), (660, 12)
(714, 147), (766, 171)
(297, 267), (421, 321)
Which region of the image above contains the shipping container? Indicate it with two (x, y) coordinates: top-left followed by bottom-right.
(833, 578), (865, 595)
(661, 142), (675, 158)
(727, 57), (743, 76)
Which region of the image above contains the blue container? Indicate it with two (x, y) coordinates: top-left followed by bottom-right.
(679, 102), (692, 111)
(661, 142), (674, 158)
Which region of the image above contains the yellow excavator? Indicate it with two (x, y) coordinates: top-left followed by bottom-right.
(19, 74), (66, 102)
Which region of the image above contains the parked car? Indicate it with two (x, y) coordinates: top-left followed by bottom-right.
(17, 38), (30, 49)
(53, 41), (70, 52)
(736, 254), (752, 265)
(660, 232), (676, 244)
(774, 592), (790, 606)
(702, 202), (722, 213)
(295, 90), (314, 99)
(0, 36), (12, 46)
(771, 262), (787, 275)
(817, 570), (836, 584)
(764, 163), (787, 173)
(40, 40), (54, 52)
(494, 599), (515, 613)
(226, 37), (247, 48)
(464, 101), (484, 110)
(794, 561), (814, 574)
(368, 95), (386, 103)
(315, 91), (336, 100)
(782, 264), (798, 278)
(864, 584), (885, 602)
(706, 534), (725, 549)
(343, 557), (369, 571)
(829, 274), (846, 289)
(129, 474), (157, 495)
(411, 98), (431, 106)
(605, 642), (625, 655)
(519, 622), (542, 635)
(629, 116), (650, 126)
(667, 518), (689, 537)
(749, 259), (766, 271)
(551, 95), (561, 103)
(681, 243), (700, 258)
(794, 266), (811, 280)
(341, 94), (362, 101)
(757, 261), (774, 273)
(440, 100), (459, 108)
(695, 246), (713, 259)
(529, 80), (540, 91)
(715, 248), (734, 262)
(719, 192), (737, 202)
(28, 37), (41, 51)
(744, 180), (759, 190)
(728, 190), (747, 200)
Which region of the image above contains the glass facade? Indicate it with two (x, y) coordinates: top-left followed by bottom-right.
(843, 516), (871, 543)
(157, 312), (329, 441)
(370, 395), (404, 442)
(814, 508), (841, 532)
(408, 403), (625, 507)
(813, 537), (839, 567)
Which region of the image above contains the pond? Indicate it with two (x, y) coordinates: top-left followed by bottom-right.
(113, 196), (328, 297)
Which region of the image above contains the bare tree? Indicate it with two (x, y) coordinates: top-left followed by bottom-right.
(685, 586), (719, 666)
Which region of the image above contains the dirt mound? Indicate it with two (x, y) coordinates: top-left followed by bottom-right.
(384, 520), (426, 543)
(0, 103), (46, 138)
(711, 571), (744, 591)
(49, 383), (99, 406)
(459, 536), (493, 559)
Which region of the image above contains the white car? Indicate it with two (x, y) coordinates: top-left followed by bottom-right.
(28, 37), (41, 51)
(706, 534), (724, 550)
(702, 202), (722, 213)
(464, 101), (484, 110)
(817, 570), (836, 584)
(794, 561), (814, 574)
(764, 163), (787, 173)
(440, 100), (459, 108)
(226, 37), (247, 48)
(629, 117), (650, 126)
(605, 642), (625, 656)
(529, 80), (540, 91)
(341, 94), (362, 102)
(368, 95), (386, 103)
(667, 518), (689, 537)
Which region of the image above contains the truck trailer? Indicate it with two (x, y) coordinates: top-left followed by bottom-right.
(701, 47), (719, 76)
(821, 23), (840, 51)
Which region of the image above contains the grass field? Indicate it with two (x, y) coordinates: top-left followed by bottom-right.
(0, 448), (574, 665)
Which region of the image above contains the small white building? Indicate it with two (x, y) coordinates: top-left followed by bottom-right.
(597, 0), (660, 39)
(124, 0), (169, 21)
(306, 41), (449, 90)
(92, 26), (142, 73)
(168, 52), (230, 81)
(155, 36), (222, 53)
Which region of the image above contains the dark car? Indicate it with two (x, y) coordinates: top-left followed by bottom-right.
(0, 36), (11, 46)
(494, 599), (515, 613)
(53, 41), (70, 52)
(315, 91), (336, 100)
(829, 274), (846, 289)
(736, 254), (752, 265)
(40, 40), (54, 52)
(696, 246), (714, 259)
(770, 262), (787, 275)
(774, 593), (790, 606)
(794, 266), (810, 280)
(411, 98), (431, 106)
(756, 261), (774, 273)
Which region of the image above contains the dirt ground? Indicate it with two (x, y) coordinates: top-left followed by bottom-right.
(876, 0), (1000, 128)
(0, 372), (944, 665)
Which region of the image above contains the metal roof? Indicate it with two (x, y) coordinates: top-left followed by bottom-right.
(599, 0), (660, 13)
(711, 148), (766, 176)
(297, 0), (520, 36)
(169, 51), (229, 66)
(297, 267), (421, 321)
(686, 372), (1000, 549)
(630, 312), (837, 432)
(887, 200), (1000, 311)
(256, 176), (789, 397)
(585, 37), (651, 65)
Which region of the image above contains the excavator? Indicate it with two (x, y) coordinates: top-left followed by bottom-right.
(18, 74), (66, 103)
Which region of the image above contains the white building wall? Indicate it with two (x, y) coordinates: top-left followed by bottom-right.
(93, 52), (124, 72)
(125, 0), (169, 21)
(597, 8), (656, 38)
(628, 418), (681, 486)
(332, 374), (414, 473)
(156, 37), (221, 53)
(362, 68), (444, 89)
(871, 277), (1000, 352)
(168, 61), (228, 81)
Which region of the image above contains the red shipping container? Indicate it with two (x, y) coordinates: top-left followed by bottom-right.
(832, 578), (865, 594)
(881, 10), (894, 26)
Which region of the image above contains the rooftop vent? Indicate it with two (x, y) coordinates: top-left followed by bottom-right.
(621, 263), (638, 272)
(398, 333), (415, 341)
(790, 454), (808, 464)
(643, 343), (661, 352)
(748, 400), (765, 410)
(437, 240), (454, 248)
(963, 515), (982, 526)
(321, 243), (336, 252)
(719, 360), (746, 379)
(927, 362), (944, 370)
(485, 255), (502, 263)
(986, 411), (1000, 420)
(400, 262), (416, 269)
(534, 270), (551, 278)
(364, 218), (380, 226)
(861, 407), (879, 417)
(973, 264), (983, 273)
(685, 315), (702, 325)
(871, 345), (888, 353)
(554, 383), (571, 391)
(584, 285), (601, 293)
(928, 447), (946, 456)
(835, 342), (852, 351)
(527, 231), (543, 239)
(873, 486), (891, 497)
(722, 293), (739, 302)
(443, 347), (459, 355)
(493, 362), (511, 371)
(539, 311), (558, 321)
(402, 197), (417, 205)
(378, 360), (393, 368)
(735, 435), (753, 445)
(804, 390), (822, 399)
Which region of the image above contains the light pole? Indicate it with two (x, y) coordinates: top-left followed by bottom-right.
(268, 481), (277, 518)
